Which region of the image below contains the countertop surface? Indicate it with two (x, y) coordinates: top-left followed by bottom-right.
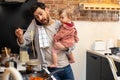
(0, 61), (26, 72)
(87, 50), (120, 62)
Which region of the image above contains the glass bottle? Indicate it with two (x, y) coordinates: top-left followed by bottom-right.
(19, 47), (29, 64)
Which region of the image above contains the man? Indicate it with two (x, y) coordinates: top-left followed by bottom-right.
(15, 2), (74, 80)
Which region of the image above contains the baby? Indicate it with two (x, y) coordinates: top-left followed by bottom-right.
(50, 6), (79, 67)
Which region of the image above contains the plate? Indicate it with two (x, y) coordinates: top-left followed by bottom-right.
(26, 59), (40, 66)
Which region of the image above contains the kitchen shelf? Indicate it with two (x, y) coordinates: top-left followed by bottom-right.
(79, 3), (120, 11)
(78, 3), (120, 21)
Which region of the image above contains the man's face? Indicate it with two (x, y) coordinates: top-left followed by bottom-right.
(33, 7), (49, 25)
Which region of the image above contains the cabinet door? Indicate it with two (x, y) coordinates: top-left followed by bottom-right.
(86, 52), (101, 80)
(101, 57), (114, 80)
(115, 61), (120, 76)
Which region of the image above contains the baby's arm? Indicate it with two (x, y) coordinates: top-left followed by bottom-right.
(54, 28), (71, 41)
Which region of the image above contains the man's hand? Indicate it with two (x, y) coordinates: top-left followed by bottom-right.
(15, 28), (24, 44)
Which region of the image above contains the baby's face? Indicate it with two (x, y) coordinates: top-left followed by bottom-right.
(59, 12), (71, 23)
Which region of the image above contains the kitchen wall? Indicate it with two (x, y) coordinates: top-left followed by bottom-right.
(37, 0), (80, 20)
(72, 21), (120, 80)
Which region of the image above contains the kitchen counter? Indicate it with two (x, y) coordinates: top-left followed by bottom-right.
(0, 61), (26, 73)
(87, 50), (120, 62)
(86, 50), (120, 80)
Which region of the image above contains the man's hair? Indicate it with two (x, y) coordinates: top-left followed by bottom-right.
(31, 2), (46, 14)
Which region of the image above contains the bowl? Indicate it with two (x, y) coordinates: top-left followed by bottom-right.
(26, 59), (40, 66)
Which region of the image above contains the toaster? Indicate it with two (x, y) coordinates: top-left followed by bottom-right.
(92, 40), (106, 51)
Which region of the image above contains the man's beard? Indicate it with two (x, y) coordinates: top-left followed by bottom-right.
(35, 15), (49, 26)
(42, 18), (49, 25)
(35, 18), (49, 26)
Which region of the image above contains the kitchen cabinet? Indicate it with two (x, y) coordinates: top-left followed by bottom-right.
(86, 51), (101, 80)
(86, 51), (120, 80)
(101, 57), (114, 80)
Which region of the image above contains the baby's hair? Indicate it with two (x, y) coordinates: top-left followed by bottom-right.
(59, 6), (75, 19)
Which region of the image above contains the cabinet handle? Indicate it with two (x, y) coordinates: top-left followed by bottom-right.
(91, 56), (98, 60)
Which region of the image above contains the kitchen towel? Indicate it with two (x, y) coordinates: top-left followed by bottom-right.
(38, 26), (50, 48)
